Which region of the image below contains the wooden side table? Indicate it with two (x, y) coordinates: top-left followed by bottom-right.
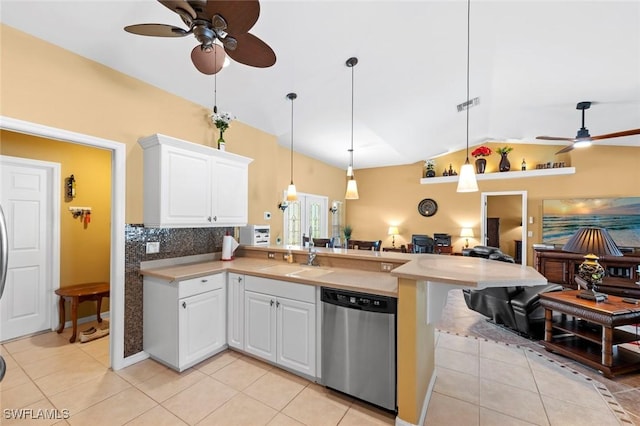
(55, 282), (110, 343)
(540, 290), (640, 378)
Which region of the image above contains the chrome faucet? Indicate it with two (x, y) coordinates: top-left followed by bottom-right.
(306, 226), (317, 266)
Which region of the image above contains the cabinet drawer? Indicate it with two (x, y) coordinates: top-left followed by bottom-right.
(245, 275), (315, 303)
(179, 273), (224, 298)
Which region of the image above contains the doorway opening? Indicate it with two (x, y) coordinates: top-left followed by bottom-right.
(0, 116), (126, 370)
(481, 191), (528, 265)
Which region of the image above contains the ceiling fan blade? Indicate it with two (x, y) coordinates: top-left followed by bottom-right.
(591, 128), (640, 140)
(555, 144), (575, 154)
(191, 44), (226, 75)
(158, 0), (197, 20)
(205, 0), (260, 34)
(536, 136), (576, 142)
(224, 33), (276, 68)
(124, 24), (189, 37)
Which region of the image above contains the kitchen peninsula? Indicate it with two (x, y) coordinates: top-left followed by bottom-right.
(140, 245), (546, 426)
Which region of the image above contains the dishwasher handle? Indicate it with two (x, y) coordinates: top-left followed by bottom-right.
(321, 287), (396, 314)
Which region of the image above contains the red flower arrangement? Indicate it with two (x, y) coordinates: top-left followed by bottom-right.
(471, 146), (492, 157)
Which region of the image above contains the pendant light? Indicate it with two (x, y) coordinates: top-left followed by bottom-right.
(345, 57), (360, 200)
(457, 0), (479, 193)
(286, 92), (298, 201)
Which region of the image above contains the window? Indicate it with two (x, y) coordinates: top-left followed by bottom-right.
(283, 192), (328, 246)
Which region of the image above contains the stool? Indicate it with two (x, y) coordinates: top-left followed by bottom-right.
(55, 282), (110, 343)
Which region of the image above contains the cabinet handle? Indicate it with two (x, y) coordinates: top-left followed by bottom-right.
(213, 216), (218, 222)
(207, 216), (212, 222)
(237, 277), (243, 283)
(201, 279), (208, 283)
(276, 301), (280, 308)
(182, 301), (186, 309)
(270, 299), (274, 306)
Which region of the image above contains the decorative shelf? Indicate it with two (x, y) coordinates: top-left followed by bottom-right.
(419, 167), (575, 185)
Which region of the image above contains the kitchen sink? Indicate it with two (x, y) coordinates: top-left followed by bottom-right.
(290, 268), (334, 278)
(259, 264), (333, 279)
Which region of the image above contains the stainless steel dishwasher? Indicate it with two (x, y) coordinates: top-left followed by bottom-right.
(321, 287), (397, 411)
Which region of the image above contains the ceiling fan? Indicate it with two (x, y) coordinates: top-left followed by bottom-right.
(124, 0), (276, 75)
(536, 101), (640, 154)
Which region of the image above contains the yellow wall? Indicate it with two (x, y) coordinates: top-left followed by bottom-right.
(350, 143), (639, 264)
(1, 130), (111, 318)
(0, 25), (346, 242)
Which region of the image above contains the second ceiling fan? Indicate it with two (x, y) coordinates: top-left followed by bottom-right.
(124, 0), (276, 75)
(536, 101), (640, 154)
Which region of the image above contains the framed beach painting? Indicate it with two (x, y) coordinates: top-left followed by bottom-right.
(542, 197), (640, 248)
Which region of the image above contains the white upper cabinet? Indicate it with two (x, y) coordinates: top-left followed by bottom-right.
(139, 134), (253, 227)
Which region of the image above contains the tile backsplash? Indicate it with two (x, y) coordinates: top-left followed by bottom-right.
(124, 224), (232, 357)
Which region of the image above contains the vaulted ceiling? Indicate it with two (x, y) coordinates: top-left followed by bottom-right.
(2, 1), (639, 169)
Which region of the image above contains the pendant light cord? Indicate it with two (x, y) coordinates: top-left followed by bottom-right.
(465, 0), (471, 163)
(213, 52), (218, 114)
(290, 96), (294, 184)
(350, 62), (354, 168)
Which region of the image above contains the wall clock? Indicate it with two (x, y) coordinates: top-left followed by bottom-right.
(418, 198), (438, 217)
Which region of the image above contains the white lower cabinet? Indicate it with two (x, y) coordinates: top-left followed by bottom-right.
(144, 273), (226, 371)
(244, 276), (316, 377)
(227, 273), (245, 350)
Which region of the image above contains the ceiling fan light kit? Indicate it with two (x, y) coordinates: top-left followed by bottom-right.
(125, 0), (276, 75)
(537, 100), (640, 154)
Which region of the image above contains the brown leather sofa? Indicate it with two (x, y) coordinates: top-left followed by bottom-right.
(461, 246), (562, 338)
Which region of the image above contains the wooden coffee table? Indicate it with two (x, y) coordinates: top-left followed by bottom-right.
(540, 290), (640, 378)
(55, 282), (110, 343)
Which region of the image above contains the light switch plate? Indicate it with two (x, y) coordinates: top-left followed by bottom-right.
(146, 242), (160, 254)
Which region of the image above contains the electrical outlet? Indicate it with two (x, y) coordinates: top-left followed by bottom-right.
(527, 231), (533, 238)
(381, 262), (393, 272)
(268, 252), (275, 259)
(146, 242), (160, 254)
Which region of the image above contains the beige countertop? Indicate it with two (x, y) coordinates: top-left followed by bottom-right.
(140, 256), (399, 297)
(390, 254), (547, 288)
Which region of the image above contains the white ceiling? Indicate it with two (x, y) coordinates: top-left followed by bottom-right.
(2, 0), (639, 169)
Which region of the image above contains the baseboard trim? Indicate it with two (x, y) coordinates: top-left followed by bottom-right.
(56, 311), (110, 332)
(118, 351), (150, 370)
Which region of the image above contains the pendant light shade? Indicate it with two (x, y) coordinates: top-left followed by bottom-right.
(345, 57), (359, 200)
(457, 0), (478, 193)
(286, 92), (298, 201)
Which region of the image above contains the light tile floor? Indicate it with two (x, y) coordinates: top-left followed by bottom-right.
(0, 310), (634, 425)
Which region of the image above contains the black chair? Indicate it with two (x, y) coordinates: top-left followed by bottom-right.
(348, 239), (382, 251)
(411, 234), (435, 253)
(312, 238), (332, 248)
(461, 246), (562, 338)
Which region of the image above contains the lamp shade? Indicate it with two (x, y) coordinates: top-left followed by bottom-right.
(460, 227), (474, 238)
(388, 226), (399, 236)
(286, 183), (297, 201)
(456, 162), (478, 192)
(562, 227), (623, 257)
(345, 177), (359, 200)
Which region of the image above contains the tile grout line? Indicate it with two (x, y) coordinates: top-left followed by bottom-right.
(436, 329), (635, 425)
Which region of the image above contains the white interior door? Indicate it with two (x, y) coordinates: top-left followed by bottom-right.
(0, 156), (59, 341)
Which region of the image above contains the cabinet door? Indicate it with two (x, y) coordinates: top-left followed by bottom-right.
(162, 146), (213, 226)
(178, 288), (226, 369)
(539, 257), (570, 286)
(244, 291), (277, 362)
(227, 273), (245, 350)
(212, 157), (248, 225)
(277, 296), (316, 377)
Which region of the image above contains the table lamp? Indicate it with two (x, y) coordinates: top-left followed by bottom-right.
(388, 226), (399, 248)
(562, 227), (623, 301)
(460, 228), (474, 249)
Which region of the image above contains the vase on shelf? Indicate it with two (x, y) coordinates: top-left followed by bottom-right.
(426, 168), (436, 178)
(474, 158), (487, 174)
(499, 152), (510, 172)
(217, 129), (225, 151)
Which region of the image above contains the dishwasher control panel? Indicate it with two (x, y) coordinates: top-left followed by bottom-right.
(321, 287), (397, 313)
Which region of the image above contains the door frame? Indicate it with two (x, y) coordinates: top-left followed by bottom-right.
(481, 190), (528, 264)
(0, 155), (60, 338)
(0, 116), (127, 370)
